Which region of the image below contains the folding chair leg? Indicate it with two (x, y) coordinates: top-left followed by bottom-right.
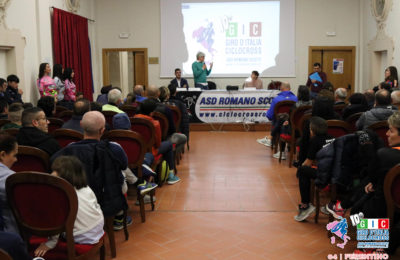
(105, 217), (116, 258)
(150, 191), (155, 211)
(315, 189), (320, 224)
(288, 141), (295, 168)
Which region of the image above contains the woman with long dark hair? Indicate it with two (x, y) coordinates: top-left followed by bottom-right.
(52, 64), (65, 101)
(37, 63), (57, 98)
(385, 66), (398, 88)
(63, 68), (76, 102)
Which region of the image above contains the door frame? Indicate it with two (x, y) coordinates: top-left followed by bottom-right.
(102, 48), (148, 89)
(308, 46), (356, 93)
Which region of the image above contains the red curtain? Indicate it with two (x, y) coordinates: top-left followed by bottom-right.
(52, 8), (93, 101)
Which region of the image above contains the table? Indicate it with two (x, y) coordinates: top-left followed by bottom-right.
(176, 89), (279, 123)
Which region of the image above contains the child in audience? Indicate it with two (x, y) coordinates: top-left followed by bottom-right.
(34, 156), (104, 257)
(1, 103), (23, 130)
(37, 63), (57, 98)
(294, 117), (334, 221)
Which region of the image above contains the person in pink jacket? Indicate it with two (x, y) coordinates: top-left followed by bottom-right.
(63, 68), (76, 102)
(37, 63), (58, 98)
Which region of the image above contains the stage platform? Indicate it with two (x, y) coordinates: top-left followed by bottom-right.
(190, 122), (271, 132)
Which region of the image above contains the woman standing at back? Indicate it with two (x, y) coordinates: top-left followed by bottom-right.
(53, 64), (65, 103)
(63, 68), (77, 102)
(37, 63), (57, 98)
(385, 66), (398, 88)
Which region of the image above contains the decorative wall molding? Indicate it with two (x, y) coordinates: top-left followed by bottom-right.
(0, 0), (10, 28)
(65, 0), (80, 13)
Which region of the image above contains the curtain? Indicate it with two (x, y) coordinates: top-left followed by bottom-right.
(52, 8), (93, 101)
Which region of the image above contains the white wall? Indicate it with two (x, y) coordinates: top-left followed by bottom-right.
(4, 0), (95, 103)
(94, 0), (361, 95)
(361, 0), (400, 90)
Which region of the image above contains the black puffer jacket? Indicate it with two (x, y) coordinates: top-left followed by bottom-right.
(315, 130), (382, 188)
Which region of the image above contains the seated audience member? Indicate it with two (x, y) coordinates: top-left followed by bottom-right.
(51, 111), (130, 229)
(22, 102), (33, 110)
(1, 103), (23, 130)
(356, 89), (394, 130)
(37, 96), (56, 118)
(76, 91), (84, 100)
(364, 89), (376, 109)
(170, 68), (189, 89)
(0, 133), (19, 233)
(134, 85), (147, 102)
(147, 85), (187, 149)
(0, 231), (31, 260)
(318, 82), (335, 101)
(257, 82), (297, 147)
(0, 98), (8, 119)
(90, 101), (103, 112)
(102, 88), (125, 114)
(342, 93), (369, 120)
(391, 90), (400, 110)
(34, 156), (104, 258)
(297, 96), (338, 166)
(124, 92), (136, 105)
(17, 107), (61, 156)
(0, 78), (6, 98)
(294, 85), (312, 108)
(243, 70), (263, 89)
(135, 99), (181, 184)
(168, 84), (190, 141)
(62, 99), (90, 133)
(112, 113), (157, 193)
(96, 85), (112, 105)
(385, 66), (398, 88)
(5, 75), (23, 104)
(294, 117), (334, 221)
(334, 88), (347, 105)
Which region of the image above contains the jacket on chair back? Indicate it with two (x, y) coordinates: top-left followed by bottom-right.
(51, 139), (128, 217)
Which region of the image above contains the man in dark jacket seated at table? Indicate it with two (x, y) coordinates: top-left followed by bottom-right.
(51, 111), (129, 229)
(62, 98), (90, 133)
(17, 107), (61, 156)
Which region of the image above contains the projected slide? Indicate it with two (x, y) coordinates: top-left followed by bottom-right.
(181, 1), (279, 76)
(160, 0), (295, 78)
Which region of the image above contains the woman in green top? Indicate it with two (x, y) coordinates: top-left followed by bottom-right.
(192, 52), (213, 90)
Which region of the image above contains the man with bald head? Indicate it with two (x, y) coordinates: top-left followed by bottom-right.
(134, 85), (147, 102)
(61, 99), (90, 133)
(258, 82), (297, 147)
(51, 111), (129, 222)
(357, 89), (394, 130)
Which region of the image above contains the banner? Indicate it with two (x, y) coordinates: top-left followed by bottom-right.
(194, 90), (279, 123)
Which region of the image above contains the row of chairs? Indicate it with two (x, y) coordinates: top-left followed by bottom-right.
(271, 101), (389, 167)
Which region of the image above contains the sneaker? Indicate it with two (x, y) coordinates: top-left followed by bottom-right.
(272, 151), (286, 160)
(320, 206), (329, 215)
(142, 164), (156, 177)
(135, 194), (156, 205)
(113, 215), (133, 231)
(294, 204), (316, 222)
(326, 201), (345, 219)
(257, 137), (272, 147)
(137, 181), (158, 195)
(167, 172), (181, 185)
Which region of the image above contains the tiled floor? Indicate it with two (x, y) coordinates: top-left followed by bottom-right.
(110, 131), (398, 260)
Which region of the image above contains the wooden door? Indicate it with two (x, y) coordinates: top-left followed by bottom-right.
(309, 46), (355, 96)
(134, 52), (146, 87)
